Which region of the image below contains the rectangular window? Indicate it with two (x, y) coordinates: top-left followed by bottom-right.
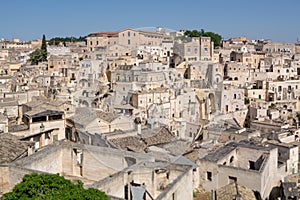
(44, 132), (50, 139)
(207, 171), (212, 181)
(128, 39), (131, 45)
(128, 31), (130, 37)
(249, 161), (255, 170)
(228, 176), (237, 184)
(49, 115), (62, 121)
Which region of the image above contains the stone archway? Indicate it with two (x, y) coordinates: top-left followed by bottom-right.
(91, 101), (97, 108)
(82, 100), (89, 107)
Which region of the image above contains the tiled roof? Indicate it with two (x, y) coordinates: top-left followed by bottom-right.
(87, 32), (119, 37)
(108, 127), (175, 153)
(24, 109), (64, 118)
(68, 107), (97, 127)
(216, 183), (256, 200)
(0, 133), (32, 164)
(203, 142), (237, 162)
(8, 124), (28, 132)
(96, 110), (116, 123)
(109, 136), (146, 153)
(159, 140), (190, 156)
(142, 127), (175, 146)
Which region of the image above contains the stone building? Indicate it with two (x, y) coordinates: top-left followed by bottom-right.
(198, 140), (286, 199)
(0, 98), (18, 118)
(1, 141), (196, 200)
(86, 28), (167, 52)
(263, 41), (295, 54)
(89, 161), (193, 200)
(222, 84), (246, 114)
(173, 36), (214, 62)
(66, 107), (135, 137)
(265, 141), (298, 175)
(47, 55), (73, 77)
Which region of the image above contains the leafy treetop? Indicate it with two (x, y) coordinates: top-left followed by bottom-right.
(41, 34), (47, 62)
(48, 36), (86, 46)
(29, 34), (48, 65)
(3, 173), (109, 200)
(184, 29), (222, 47)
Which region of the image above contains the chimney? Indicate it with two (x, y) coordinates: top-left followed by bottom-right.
(27, 145), (34, 156)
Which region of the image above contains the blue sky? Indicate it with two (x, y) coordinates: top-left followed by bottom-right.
(1, 0), (300, 42)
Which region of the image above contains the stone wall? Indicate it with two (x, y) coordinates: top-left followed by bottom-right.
(2, 142), (156, 197)
(156, 166), (193, 200)
(87, 171), (125, 199)
(218, 165), (261, 194)
(88, 163), (193, 200)
(13, 144), (63, 174)
(0, 165), (48, 194)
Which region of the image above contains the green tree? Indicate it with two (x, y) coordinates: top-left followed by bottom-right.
(41, 34), (48, 62)
(296, 113), (300, 121)
(29, 35), (48, 65)
(202, 31), (222, 47)
(244, 98), (250, 105)
(29, 49), (43, 65)
(184, 29), (222, 47)
(184, 29), (201, 37)
(3, 173), (109, 200)
(48, 36), (86, 46)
